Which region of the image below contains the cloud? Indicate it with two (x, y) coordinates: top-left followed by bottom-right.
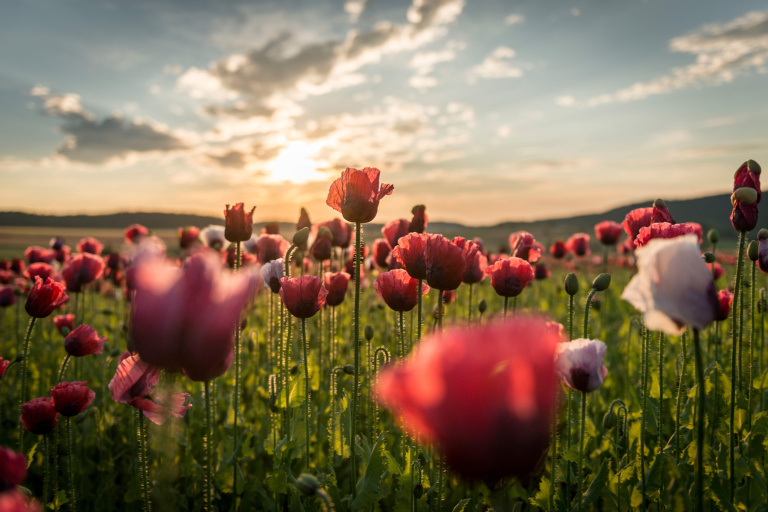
(505, 14), (524, 25)
(345, 0), (366, 23)
(409, 40), (465, 90)
(587, 10), (768, 106)
(554, 95), (576, 107)
(496, 124), (514, 138)
(666, 141), (765, 160)
(468, 46), (523, 81)
(205, 142), (283, 169)
(32, 87), (190, 164)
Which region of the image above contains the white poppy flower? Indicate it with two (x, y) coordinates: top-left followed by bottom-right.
(554, 338), (607, 392)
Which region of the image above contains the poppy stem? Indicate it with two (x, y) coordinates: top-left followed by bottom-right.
(565, 294), (574, 511)
(67, 416), (78, 512)
(301, 317), (311, 470)
(204, 380), (213, 511)
(417, 279), (423, 340)
(57, 354), (71, 383)
(749, 260), (756, 429)
(233, 241), (241, 505)
(675, 330), (687, 464)
(437, 289), (444, 330)
(399, 311), (406, 361)
(468, 283), (473, 323)
(657, 331), (665, 504)
(730, 230), (746, 504)
(18, 316), (36, 453)
(693, 328), (705, 512)
(577, 391), (586, 512)
(641, 327), (648, 508)
(43, 433), (50, 509)
(583, 288), (597, 338)
(549, 392), (559, 512)
(503, 296), (509, 319)
(351, 221), (362, 495)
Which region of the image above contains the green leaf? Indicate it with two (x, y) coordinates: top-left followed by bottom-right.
(353, 435), (391, 510)
(26, 442), (38, 468)
(452, 498), (471, 512)
(578, 458), (611, 511)
(529, 476), (552, 511)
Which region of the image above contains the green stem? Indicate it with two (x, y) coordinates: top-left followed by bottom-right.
(468, 283), (473, 323)
(565, 294), (574, 510)
(233, 242), (241, 505)
(18, 317), (37, 453)
(44, 433), (50, 510)
(577, 392), (587, 512)
(693, 328), (705, 512)
(583, 289), (597, 338)
(67, 417), (78, 512)
(204, 380), (213, 510)
(301, 317), (311, 469)
(437, 289), (444, 330)
(749, 261), (756, 429)
(352, 221), (362, 496)
(641, 328), (649, 508)
(658, 332), (665, 505)
(503, 296), (509, 319)
(549, 393), (559, 512)
(730, 231), (746, 504)
(676, 331), (687, 464)
(399, 311), (406, 361)
(417, 279), (423, 341)
(57, 354), (72, 383)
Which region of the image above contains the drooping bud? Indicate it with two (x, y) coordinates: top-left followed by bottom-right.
(295, 473), (321, 496)
(343, 364), (355, 375)
(592, 273), (611, 292)
(564, 273), (579, 296)
(293, 227), (310, 248)
(617, 435), (627, 453)
(269, 394), (279, 413)
(364, 325), (374, 341)
(15, 353), (24, 362)
(703, 252), (716, 264)
(603, 410), (617, 430)
(748, 240), (759, 262)
(707, 229), (719, 245)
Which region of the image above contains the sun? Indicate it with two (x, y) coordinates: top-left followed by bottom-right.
(265, 141), (327, 184)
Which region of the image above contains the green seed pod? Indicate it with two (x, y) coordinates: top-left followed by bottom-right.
(603, 410), (617, 430)
(295, 473), (320, 496)
(293, 227), (310, 247)
(748, 240), (759, 262)
(592, 273), (611, 292)
(364, 325), (374, 341)
(478, 299), (487, 314)
(703, 252), (716, 264)
(564, 273), (579, 296)
(343, 364), (355, 375)
(707, 228), (719, 245)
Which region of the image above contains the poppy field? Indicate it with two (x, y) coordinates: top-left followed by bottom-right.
(1, 162), (768, 511)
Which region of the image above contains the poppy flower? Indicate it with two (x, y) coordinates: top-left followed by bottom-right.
(61, 253), (105, 293)
(621, 234), (717, 335)
(25, 277), (69, 318)
(715, 289), (733, 322)
(326, 167), (394, 224)
(0, 447), (26, 492)
(224, 203), (256, 243)
(374, 269), (430, 312)
(177, 226), (200, 250)
(545, 321), (565, 340)
(485, 257), (534, 298)
(109, 351), (192, 425)
(64, 324), (106, 357)
(260, 259), (285, 294)
(594, 221), (623, 246)
(730, 160), (761, 232)
(758, 229), (768, 274)
(21, 397), (59, 435)
(0, 269), (11, 284)
(386, 252), (403, 271)
(50, 381), (95, 417)
(297, 207), (312, 231)
(11, 258), (25, 275)
(0, 358), (9, 378)
(462, 252), (488, 285)
(310, 227), (334, 262)
(130, 253), (258, 382)
(623, 207), (653, 240)
(442, 289), (455, 305)
(76, 237), (103, 256)
(323, 271), (351, 307)
(199, 225), (227, 251)
(23, 263), (54, 283)
(376, 317), (559, 483)
(409, 205), (428, 234)
(651, 199), (675, 224)
(125, 224), (149, 244)
(0, 286), (16, 308)
(372, 239), (391, 268)
(53, 314), (75, 334)
(634, 222), (700, 249)
(392, 233), (428, 280)
(279, 275), (328, 319)
(554, 338), (608, 392)
(255, 234), (290, 265)
(534, 263), (551, 280)
(262, 222), (279, 235)
(566, 233), (591, 257)
(317, 219), (352, 248)
(424, 235), (479, 291)
(382, 219), (410, 249)
(24, 246), (55, 264)
(508, 232), (543, 263)
(53, 245), (71, 264)
(549, 240), (567, 259)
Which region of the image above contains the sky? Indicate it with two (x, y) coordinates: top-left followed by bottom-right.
(1, 0), (767, 226)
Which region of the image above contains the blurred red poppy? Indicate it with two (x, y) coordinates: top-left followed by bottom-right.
(549, 240), (567, 259)
(594, 221), (623, 246)
(24, 246), (55, 264)
(326, 167), (394, 224)
(462, 251), (488, 285)
(64, 324), (106, 357)
(622, 207), (653, 241)
(0, 447), (26, 492)
(392, 233), (428, 280)
(224, 203), (256, 243)
(566, 233), (591, 257)
(0, 287), (14, 308)
(409, 204), (428, 234)
(125, 224), (149, 244)
(53, 314), (75, 334)
(323, 271), (351, 307)
(178, 226), (200, 250)
(374, 269), (430, 312)
(24, 263), (55, 282)
(279, 275), (328, 319)
(715, 289), (733, 321)
(61, 253), (105, 293)
(634, 222), (700, 249)
(21, 397), (58, 435)
(485, 257), (534, 297)
(77, 237), (103, 256)
(310, 227), (334, 262)
(508, 231), (543, 263)
(255, 234), (290, 265)
(382, 219), (410, 249)
(372, 239), (391, 268)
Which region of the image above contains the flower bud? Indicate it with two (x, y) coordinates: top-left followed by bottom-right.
(295, 473), (320, 496)
(603, 410), (617, 430)
(653, 198), (666, 209)
(617, 435), (627, 452)
(293, 227), (310, 247)
(364, 325), (374, 341)
(703, 252), (716, 264)
(15, 353), (24, 362)
(564, 273), (579, 296)
(707, 229), (719, 244)
(343, 364), (355, 375)
(592, 273), (611, 292)
(732, 187), (758, 206)
(290, 364), (299, 375)
(748, 240), (759, 262)
(736, 159), (761, 177)
(268, 394), (279, 413)
(477, 299), (487, 314)
(414, 483), (424, 498)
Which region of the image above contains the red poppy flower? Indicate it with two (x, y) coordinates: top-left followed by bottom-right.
(177, 226), (200, 249)
(374, 269), (430, 312)
(316, 219), (352, 248)
(21, 397), (59, 435)
(535, 263), (551, 280)
(409, 205), (428, 234)
(711, 262), (726, 280)
(25, 277), (69, 318)
(53, 314), (75, 334)
(462, 252), (488, 285)
(64, 324), (106, 357)
(76, 237), (103, 255)
(24, 246), (55, 264)
(310, 227), (334, 262)
(485, 257), (534, 297)
(715, 289), (733, 322)
(279, 275), (328, 319)
(549, 240), (567, 259)
(297, 207), (312, 231)
(376, 318), (559, 483)
(50, 381), (95, 417)
(0, 286), (17, 308)
(651, 199), (675, 224)
(23, 263), (54, 283)
(254, 234), (290, 265)
(424, 235), (479, 291)
(61, 253), (105, 293)
(323, 271), (351, 307)
(634, 222), (700, 249)
(224, 203), (256, 243)
(623, 207), (653, 240)
(442, 289), (455, 304)
(372, 239), (391, 268)
(0, 447), (26, 492)
(508, 232), (543, 263)
(0, 358), (9, 378)
(326, 167), (394, 224)
(566, 233), (591, 257)
(130, 253), (257, 381)
(731, 160), (761, 232)
(681, 222), (703, 244)
(594, 221), (623, 246)
(125, 224), (149, 244)
(54, 246), (71, 264)
(10, 258), (25, 275)
(382, 219), (410, 249)
(392, 233), (428, 280)
(0, 269), (11, 284)
(387, 252), (403, 271)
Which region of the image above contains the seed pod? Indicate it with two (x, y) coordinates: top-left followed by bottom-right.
(564, 273), (579, 296)
(364, 325), (374, 341)
(293, 228), (310, 247)
(478, 299), (487, 314)
(707, 229), (719, 245)
(703, 252), (716, 264)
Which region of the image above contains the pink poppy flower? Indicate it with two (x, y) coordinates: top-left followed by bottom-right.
(326, 167), (394, 224)
(374, 269), (430, 312)
(279, 275), (328, 319)
(594, 221), (623, 246)
(424, 235), (478, 291)
(61, 253), (105, 293)
(382, 219), (410, 249)
(485, 257), (534, 298)
(76, 237), (103, 256)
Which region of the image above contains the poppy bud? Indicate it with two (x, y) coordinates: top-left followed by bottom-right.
(291, 364), (299, 375)
(343, 364), (355, 375)
(414, 483), (424, 498)
(603, 410), (617, 430)
(365, 325), (374, 341)
(703, 252), (716, 264)
(295, 473), (320, 496)
(269, 395), (279, 413)
(478, 299), (487, 314)
(564, 273), (579, 296)
(15, 353), (23, 362)
(592, 273), (611, 292)
(737, 159), (761, 177)
(293, 227), (310, 248)
(749, 240), (759, 262)
(224, 203), (256, 243)
(707, 229), (719, 244)
(617, 435), (627, 452)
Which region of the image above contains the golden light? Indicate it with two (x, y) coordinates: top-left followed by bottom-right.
(265, 141), (327, 184)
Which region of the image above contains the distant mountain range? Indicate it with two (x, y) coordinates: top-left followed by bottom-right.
(0, 192), (746, 250)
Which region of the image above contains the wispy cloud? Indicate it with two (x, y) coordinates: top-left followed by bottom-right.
(468, 46), (523, 81)
(505, 14), (524, 26)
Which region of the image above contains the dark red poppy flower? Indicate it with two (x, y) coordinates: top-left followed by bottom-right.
(623, 207), (653, 240)
(634, 222), (700, 249)
(50, 381), (95, 417)
(61, 253), (105, 293)
(0, 286), (17, 308)
(462, 251), (487, 285)
(409, 205), (428, 234)
(53, 246), (71, 264)
(0, 447), (26, 492)
(21, 397), (59, 435)
(731, 160), (762, 232)
(566, 233), (591, 257)
(387, 252), (403, 271)
(224, 203), (256, 243)
(316, 219), (352, 248)
(310, 227), (334, 262)
(508, 232), (543, 263)
(382, 219), (410, 249)
(549, 240), (567, 259)
(424, 235), (478, 291)
(326, 167), (394, 224)
(0, 358), (9, 378)
(279, 275), (328, 319)
(376, 318), (559, 483)
(651, 199), (675, 224)
(323, 271), (351, 307)
(715, 289), (733, 322)
(177, 226), (200, 249)
(297, 207), (312, 231)
(0, 261), (8, 271)
(594, 221), (623, 246)
(25, 277), (69, 318)
(374, 269), (430, 312)
(24, 246), (55, 264)
(372, 239), (391, 268)
(392, 233), (428, 280)
(76, 237), (103, 255)
(53, 313), (75, 334)
(10, 258), (25, 275)
(254, 234), (290, 265)
(0, 269), (11, 284)
(125, 224), (149, 244)
(485, 257), (534, 297)
(23, 263), (54, 283)
(64, 324), (106, 357)
(711, 262), (726, 280)
(442, 289), (455, 304)
(262, 222), (279, 235)
(535, 263), (551, 280)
